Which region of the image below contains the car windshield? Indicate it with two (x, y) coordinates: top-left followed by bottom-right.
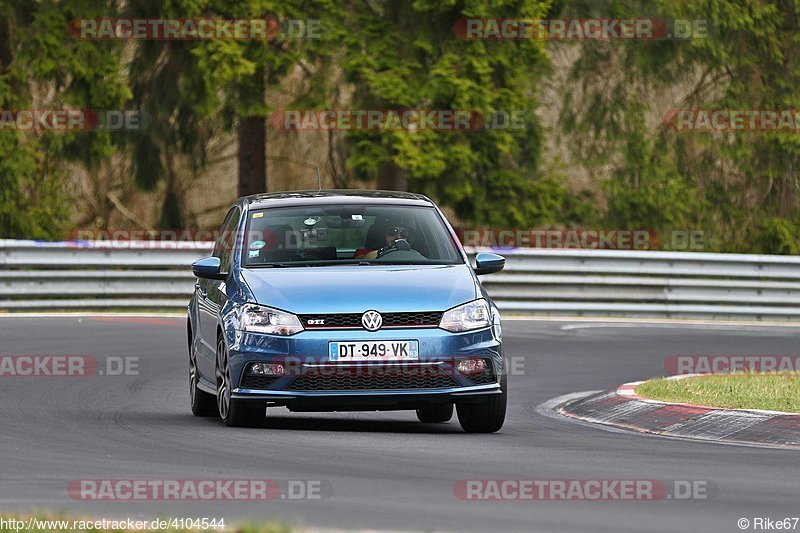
(242, 204), (463, 267)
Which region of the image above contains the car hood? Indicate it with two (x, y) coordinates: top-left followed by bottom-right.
(241, 264), (478, 314)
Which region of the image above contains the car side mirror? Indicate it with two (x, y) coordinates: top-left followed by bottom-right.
(474, 252), (505, 275)
(192, 256), (227, 280)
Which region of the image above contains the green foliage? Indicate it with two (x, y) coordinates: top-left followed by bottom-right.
(756, 217), (800, 255)
(340, 0), (588, 227)
(559, 0), (800, 253)
(0, 130), (68, 239)
(2, 0), (799, 254)
(0, 0), (132, 238)
(125, 0), (344, 223)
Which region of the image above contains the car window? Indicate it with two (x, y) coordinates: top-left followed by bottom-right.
(213, 206), (241, 274)
(242, 204), (462, 266)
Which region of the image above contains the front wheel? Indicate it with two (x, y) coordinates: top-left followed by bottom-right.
(216, 337), (264, 427)
(456, 373), (507, 433)
(416, 403), (453, 423)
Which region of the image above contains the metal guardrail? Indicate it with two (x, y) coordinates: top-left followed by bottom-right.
(2, 240), (800, 320)
(0, 240), (209, 311)
(483, 249), (800, 319)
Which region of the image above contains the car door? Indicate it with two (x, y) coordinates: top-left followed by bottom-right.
(196, 206), (240, 379)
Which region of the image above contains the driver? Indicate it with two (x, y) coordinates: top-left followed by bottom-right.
(354, 217), (415, 259)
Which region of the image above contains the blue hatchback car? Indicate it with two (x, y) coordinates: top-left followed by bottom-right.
(187, 190), (507, 432)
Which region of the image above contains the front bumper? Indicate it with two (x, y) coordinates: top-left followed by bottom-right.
(230, 383), (502, 412)
(221, 325), (502, 409)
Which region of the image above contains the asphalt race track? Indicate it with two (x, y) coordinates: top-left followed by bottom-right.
(1, 316), (799, 532)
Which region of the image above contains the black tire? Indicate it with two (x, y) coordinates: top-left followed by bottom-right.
(189, 328), (217, 417)
(216, 337), (264, 427)
(416, 403), (454, 423)
(456, 373), (507, 433)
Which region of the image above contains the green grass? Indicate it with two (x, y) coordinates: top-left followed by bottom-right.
(635, 372), (800, 413)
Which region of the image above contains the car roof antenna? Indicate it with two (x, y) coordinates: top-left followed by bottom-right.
(316, 165), (322, 191)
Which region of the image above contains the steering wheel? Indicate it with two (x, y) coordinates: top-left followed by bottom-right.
(376, 239), (425, 260)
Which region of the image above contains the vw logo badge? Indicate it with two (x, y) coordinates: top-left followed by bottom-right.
(362, 310), (383, 331)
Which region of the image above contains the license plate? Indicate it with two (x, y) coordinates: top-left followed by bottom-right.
(329, 340), (419, 361)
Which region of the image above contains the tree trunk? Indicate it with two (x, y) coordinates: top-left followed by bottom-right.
(0, 18), (12, 68)
(372, 2), (409, 192)
(237, 116), (266, 196)
(159, 151), (183, 228)
(376, 161), (408, 191)
(237, 63), (267, 197)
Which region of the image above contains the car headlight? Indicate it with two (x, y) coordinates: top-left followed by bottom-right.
(439, 299), (491, 332)
(240, 304), (304, 336)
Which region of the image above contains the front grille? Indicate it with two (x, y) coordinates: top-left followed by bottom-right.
(286, 365), (457, 391)
(299, 311), (443, 329)
(382, 311), (443, 327)
(300, 313), (361, 328)
(240, 375), (280, 389)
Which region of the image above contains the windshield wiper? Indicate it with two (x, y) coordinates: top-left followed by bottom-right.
(255, 262), (291, 267)
(250, 259), (442, 268)
(254, 260), (362, 267)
